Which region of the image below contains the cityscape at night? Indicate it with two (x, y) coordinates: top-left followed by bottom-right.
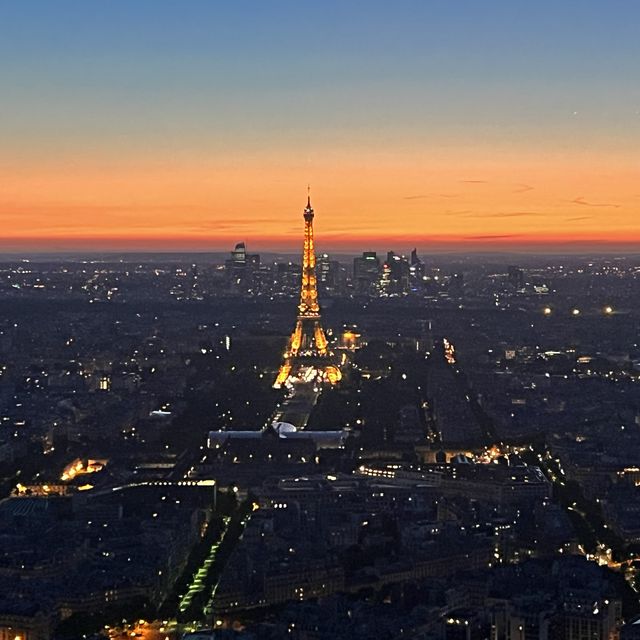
(2, 2), (640, 640)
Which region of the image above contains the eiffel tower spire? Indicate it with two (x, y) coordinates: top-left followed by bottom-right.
(274, 193), (341, 389)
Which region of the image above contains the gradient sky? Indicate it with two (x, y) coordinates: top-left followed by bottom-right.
(1, 0), (639, 252)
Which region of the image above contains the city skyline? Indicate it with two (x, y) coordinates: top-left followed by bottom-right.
(2, 1), (640, 252)
(4, 4), (640, 636)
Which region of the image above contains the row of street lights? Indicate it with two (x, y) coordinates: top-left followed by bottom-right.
(543, 305), (615, 316)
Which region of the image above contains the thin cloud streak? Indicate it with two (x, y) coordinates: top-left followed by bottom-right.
(460, 211), (546, 218)
(464, 234), (519, 240)
(572, 197), (621, 208)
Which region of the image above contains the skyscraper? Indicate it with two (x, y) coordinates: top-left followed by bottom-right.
(353, 251), (381, 293)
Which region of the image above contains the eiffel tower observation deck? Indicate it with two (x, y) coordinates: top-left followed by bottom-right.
(274, 193), (342, 389)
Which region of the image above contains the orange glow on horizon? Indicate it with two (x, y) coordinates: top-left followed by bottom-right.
(2, 146), (639, 252)
(4, 232), (640, 253)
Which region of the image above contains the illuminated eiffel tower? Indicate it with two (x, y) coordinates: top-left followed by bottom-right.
(274, 192), (341, 389)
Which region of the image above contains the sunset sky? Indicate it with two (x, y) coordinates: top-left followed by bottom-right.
(1, 1), (639, 252)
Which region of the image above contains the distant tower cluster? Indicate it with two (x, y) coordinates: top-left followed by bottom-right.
(274, 194), (341, 388)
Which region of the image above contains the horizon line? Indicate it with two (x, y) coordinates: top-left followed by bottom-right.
(2, 245), (640, 258)
(3, 233), (640, 252)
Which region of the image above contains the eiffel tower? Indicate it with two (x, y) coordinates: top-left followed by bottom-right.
(274, 193), (341, 389)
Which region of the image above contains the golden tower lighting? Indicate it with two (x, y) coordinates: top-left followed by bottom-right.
(274, 193), (341, 388)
